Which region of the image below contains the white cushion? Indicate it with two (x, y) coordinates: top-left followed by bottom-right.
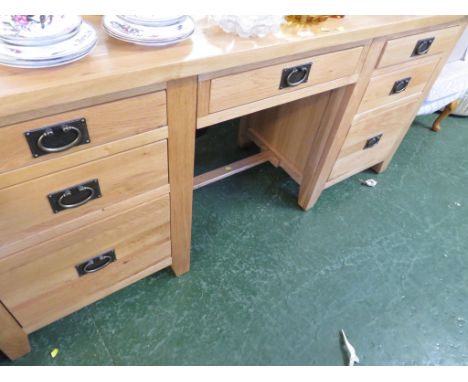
(425, 60), (468, 102)
(417, 91), (463, 115)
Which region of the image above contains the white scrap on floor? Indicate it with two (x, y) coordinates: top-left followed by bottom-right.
(360, 178), (378, 188)
(340, 329), (360, 366)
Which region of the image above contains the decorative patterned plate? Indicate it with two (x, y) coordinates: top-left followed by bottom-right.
(0, 41), (96, 68)
(0, 22), (96, 61)
(117, 15), (186, 27)
(0, 15), (82, 45)
(103, 15), (194, 44)
(104, 25), (194, 47)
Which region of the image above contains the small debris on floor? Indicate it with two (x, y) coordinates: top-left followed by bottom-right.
(454, 202), (461, 207)
(50, 348), (59, 359)
(340, 329), (360, 366)
(359, 178), (378, 188)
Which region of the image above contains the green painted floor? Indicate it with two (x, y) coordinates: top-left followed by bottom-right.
(2, 114), (468, 366)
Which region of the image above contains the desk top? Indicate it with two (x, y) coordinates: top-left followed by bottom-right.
(0, 15), (464, 126)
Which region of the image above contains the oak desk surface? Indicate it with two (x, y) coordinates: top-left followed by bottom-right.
(0, 15), (464, 127)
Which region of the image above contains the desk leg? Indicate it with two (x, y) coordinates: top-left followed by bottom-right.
(0, 302), (30, 360)
(167, 77), (198, 276)
(298, 85), (357, 210)
(298, 39), (387, 210)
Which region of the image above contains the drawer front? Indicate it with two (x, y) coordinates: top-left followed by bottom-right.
(209, 46), (363, 113)
(329, 99), (420, 181)
(0, 141), (168, 249)
(357, 58), (439, 115)
(0, 196), (171, 331)
(0, 91), (167, 176)
(377, 26), (462, 68)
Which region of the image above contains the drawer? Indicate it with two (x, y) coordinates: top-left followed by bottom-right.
(329, 99), (420, 181)
(377, 26), (462, 68)
(209, 46), (363, 113)
(0, 141), (168, 251)
(357, 57), (439, 115)
(0, 91), (167, 176)
(0, 196), (171, 331)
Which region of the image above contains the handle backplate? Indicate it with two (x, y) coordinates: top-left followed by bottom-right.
(279, 63), (312, 89)
(390, 77), (412, 95)
(364, 134), (383, 150)
(48, 179), (102, 214)
(75, 249), (117, 277)
(25, 118), (90, 158)
(411, 37), (435, 57)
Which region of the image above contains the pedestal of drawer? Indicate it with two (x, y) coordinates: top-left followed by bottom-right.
(328, 98), (420, 183)
(0, 196), (171, 332)
(0, 140), (168, 256)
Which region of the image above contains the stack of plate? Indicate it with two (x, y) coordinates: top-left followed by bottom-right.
(0, 15), (97, 68)
(103, 15), (195, 47)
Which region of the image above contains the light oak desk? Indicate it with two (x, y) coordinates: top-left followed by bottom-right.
(0, 16), (466, 359)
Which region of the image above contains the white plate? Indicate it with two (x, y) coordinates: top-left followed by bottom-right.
(0, 15), (82, 45)
(0, 22), (96, 61)
(103, 15), (194, 43)
(104, 25), (194, 47)
(0, 41), (96, 68)
(117, 15), (186, 27)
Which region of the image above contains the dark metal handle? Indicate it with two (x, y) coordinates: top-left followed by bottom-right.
(48, 179), (102, 214)
(364, 134), (383, 149)
(279, 63), (312, 89)
(286, 67), (309, 87)
(25, 118), (90, 158)
(390, 77), (411, 95)
(83, 255), (113, 273)
(37, 125), (82, 153)
(412, 37), (435, 57)
(76, 250), (117, 276)
(58, 186), (95, 209)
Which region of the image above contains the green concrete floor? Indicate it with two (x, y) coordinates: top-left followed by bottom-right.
(2, 114), (468, 366)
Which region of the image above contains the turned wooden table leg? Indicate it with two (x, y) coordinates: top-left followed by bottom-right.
(0, 302), (30, 360)
(432, 100), (459, 132)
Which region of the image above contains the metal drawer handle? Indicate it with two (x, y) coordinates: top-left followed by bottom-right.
(412, 37), (435, 57)
(75, 250), (117, 276)
(279, 63), (312, 89)
(58, 185), (95, 209)
(390, 77), (411, 95)
(286, 67), (309, 87)
(37, 125), (82, 153)
(364, 134), (383, 149)
(82, 254), (114, 274)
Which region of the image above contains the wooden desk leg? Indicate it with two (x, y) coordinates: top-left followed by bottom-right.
(238, 117), (253, 148)
(167, 77), (198, 276)
(298, 39), (387, 210)
(432, 99), (459, 132)
(0, 302), (30, 360)
(298, 85), (357, 210)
